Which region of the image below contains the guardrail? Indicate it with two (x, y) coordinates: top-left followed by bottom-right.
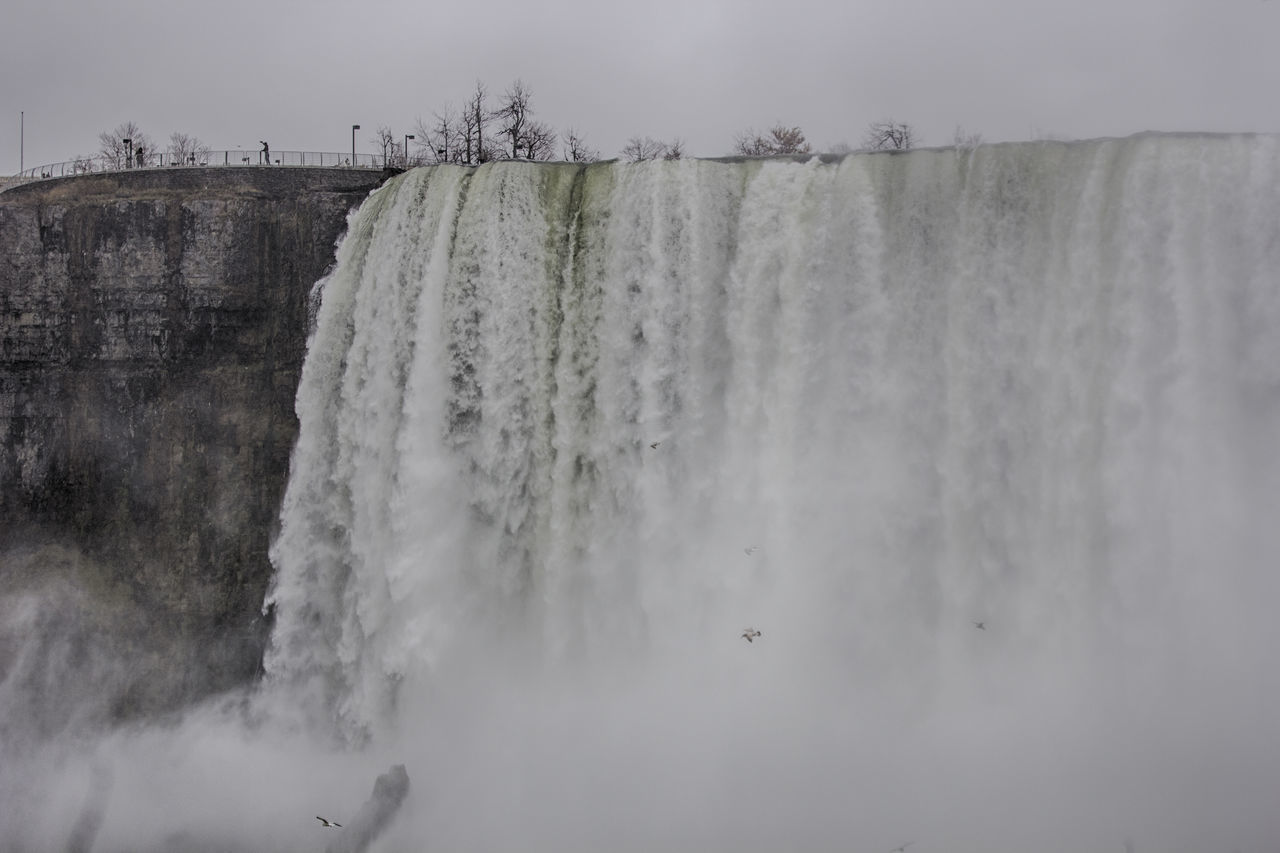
(13, 150), (403, 181)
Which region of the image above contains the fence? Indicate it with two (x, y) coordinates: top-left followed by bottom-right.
(13, 150), (399, 182)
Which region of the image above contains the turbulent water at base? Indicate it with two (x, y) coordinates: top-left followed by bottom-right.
(154, 135), (1280, 853)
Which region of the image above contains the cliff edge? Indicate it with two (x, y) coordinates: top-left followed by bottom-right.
(0, 167), (388, 739)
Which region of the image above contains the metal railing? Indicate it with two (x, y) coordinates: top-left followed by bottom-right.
(13, 150), (397, 182)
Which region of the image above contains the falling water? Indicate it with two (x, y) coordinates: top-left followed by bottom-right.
(262, 136), (1278, 851)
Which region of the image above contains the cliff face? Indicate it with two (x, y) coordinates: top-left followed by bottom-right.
(0, 168), (387, 738)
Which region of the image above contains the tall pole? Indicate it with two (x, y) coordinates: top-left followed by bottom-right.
(352, 124), (360, 166)
(405, 134), (414, 168)
(20, 111), (24, 175)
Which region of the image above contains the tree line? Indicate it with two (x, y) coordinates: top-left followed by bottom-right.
(405, 78), (924, 163)
(93, 82), (943, 170)
(95, 121), (212, 169)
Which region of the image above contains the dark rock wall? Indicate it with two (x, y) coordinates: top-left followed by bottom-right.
(0, 168), (387, 737)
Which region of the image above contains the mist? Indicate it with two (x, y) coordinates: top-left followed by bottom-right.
(3, 136), (1279, 853)
(7, 609), (1277, 853)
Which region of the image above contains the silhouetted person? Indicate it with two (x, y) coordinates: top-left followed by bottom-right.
(260, 140), (270, 164)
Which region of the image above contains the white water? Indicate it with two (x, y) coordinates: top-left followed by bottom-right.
(21, 136), (1280, 853)
(249, 136), (1280, 852)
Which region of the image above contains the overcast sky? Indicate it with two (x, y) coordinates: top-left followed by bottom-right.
(3, 0), (1279, 171)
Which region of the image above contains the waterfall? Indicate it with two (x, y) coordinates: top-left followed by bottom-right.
(259, 135), (1280, 852)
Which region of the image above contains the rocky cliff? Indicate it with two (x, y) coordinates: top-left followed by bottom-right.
(0, 167), (388, 740)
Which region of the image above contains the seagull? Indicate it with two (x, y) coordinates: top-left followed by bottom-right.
(973, 621), (986, 630)
(316, 816), (342, 828)
(743, 545), (758, 556)
(649, 441), (661, 449)
(741, 628), (762, 642)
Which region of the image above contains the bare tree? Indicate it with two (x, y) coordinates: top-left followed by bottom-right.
(522, 120), (558, 161)
(663, 138), (685, 160)
(862, 120), (916, 151)
(168, 132), (211, 165)
(562, 128), (600, 162)
(417, 82), (503, 165)
(416, 107), (460, 165)
(953, 125), (983, 150)
(493, 79), (532, 159)
(733, 124), (812, 156)
(734, 132), (770, 157)
(768, 125), (810, 154)
(419, 80), (577, 165)
(371, 125), (397, 166)
(461, 80), (496, 165)
(98, 121), (155, 168)
(621, 136), (674, 162)
(492, 79), (558, 160)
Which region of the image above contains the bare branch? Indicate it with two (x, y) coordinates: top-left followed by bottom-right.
(493, 78), (532, 159)
(98, 121), (154, 168)
(733, 123), (811, 156)
(167, 132), (211, 165)
(461, 80), (494, 165)
(621, 136), (671, 162)
(862, 120), (915, 151)
(562, 128), (600, 162)
(371, 125), (396, 165)
(522, 120), (558, 161)
(416, 107), (462, 165)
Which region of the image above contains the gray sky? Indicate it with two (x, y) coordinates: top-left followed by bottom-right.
(3, 0), (1279, 171)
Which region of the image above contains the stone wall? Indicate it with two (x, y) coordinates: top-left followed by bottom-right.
(0, 167), (388, 738)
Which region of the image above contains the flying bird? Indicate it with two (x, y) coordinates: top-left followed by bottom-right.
(316, 816), (342, 828)
(743, 545), (758, 555)
(742, 628), (761, 642)
(649, 441), (661, 449)
(889, 844), (914, 853)
(973, 621), (986, 630)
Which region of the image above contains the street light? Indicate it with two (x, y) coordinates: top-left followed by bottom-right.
(352, 124), (360, 166)
(404, 134), (415, 168)
(123, 137), (132, 169)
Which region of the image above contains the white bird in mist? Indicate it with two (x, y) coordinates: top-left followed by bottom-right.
(741, 628), (762, 642)
(973, 621), (986, 630)
(316, 816), (342, 828)
(744, 544), (758, 555)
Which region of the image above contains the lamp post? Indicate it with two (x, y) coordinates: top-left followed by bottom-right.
(123, 137), (132, 169)
(352, 124), (360, 166)
(404, 134), (415, 168)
